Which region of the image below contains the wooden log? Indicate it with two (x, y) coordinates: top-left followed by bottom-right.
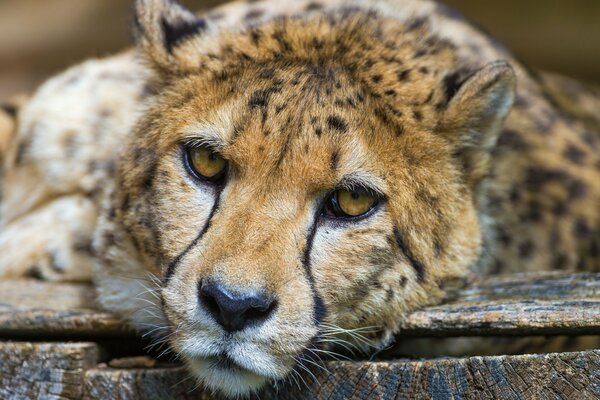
(401, 272), (600, 337)
(84, 365), (207, 400)
(0, 342), (99, 400)
(0, 279), (131, 338)
(82, 350), (600, 400)
(1, 272), (600, 338)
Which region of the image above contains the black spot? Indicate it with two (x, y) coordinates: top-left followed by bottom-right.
(574, 218), (591, 239)
(25, 266), (44, 280)
(259, 68), (275, 80)
(161, 17), (207, 53)
(250, 29), (262, 45)
(496, 226), (512, 246)
(397, 69), (411, 81)
(345, 96), (357, 108)
(567, 180), (587, 200)
(244, 9), (264, 20)
(371, 74), (383, 83)
(552, 253), (568, 269)
(315, 127), (323, 137)
(15, 136), (32, 165)
(74, 238), (95, 256)
(518, 241), (535, 259)
(364, 59), (375, 69)
(330, 150), (339, 172)
(552, 202), (568, 216)
(524, 167), (571, 191)
(419, 66), (430, 74)
(509, 186), (522, 203)
(399, 276), (408, 288)
(386, 288), (395, 301)
(385, 89), (396, 97)
(414, 49), (427, 58)
(525, 202), (543, 222)
(305, 2), (323, 11)
(433, 240), (443, 257)
(497, 129), (532, 151)
(0, 103), (18, 117)
(394, 124), (405, 137)
(412, 111), (423, 122)
(327, 115), (348, 133)
(563, 145), (586, 165)
(393, 227), (426, 282)
(249, 90), (270, 108)
(580, 131), (599, 149)
(406, 16), (428, 31)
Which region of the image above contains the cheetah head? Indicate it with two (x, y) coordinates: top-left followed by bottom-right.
(95, 0), (515, 396)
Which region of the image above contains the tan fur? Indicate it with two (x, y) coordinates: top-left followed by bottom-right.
(1, 0), (599, 396)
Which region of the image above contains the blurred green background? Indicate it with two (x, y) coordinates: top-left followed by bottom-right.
(1, 0), (599, 99)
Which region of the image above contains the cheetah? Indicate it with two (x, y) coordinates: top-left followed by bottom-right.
(1, 0), (599, 396)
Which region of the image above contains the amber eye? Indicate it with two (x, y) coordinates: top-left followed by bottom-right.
(326, 188), (379, 218)
(187, 146), (227, 181)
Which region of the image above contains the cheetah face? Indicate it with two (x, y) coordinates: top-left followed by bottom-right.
(101, 0), (515, 396)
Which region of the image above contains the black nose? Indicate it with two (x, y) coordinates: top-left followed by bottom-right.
(198, 279), (277, 332)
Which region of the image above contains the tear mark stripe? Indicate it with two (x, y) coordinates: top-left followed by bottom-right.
(302, 210), (327, 325)
(164, 190), (222, 282)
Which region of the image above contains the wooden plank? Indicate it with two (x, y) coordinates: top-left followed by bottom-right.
(401, 272), (600, 337)
(0, 342), (99, 400)
(84, 365), (208, 400)
(83, 350), (600, 399)
(0, 280), (131, 338)
(1, 272), (599, 338)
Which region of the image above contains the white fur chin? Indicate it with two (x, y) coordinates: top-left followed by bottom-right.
(187, 357), (269, 398)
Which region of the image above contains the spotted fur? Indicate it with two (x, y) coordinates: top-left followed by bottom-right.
(0, 0), (599, 397)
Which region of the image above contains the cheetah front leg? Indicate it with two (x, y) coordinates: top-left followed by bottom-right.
(0, 194), (96, 281)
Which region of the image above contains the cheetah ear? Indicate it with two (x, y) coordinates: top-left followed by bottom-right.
(440, 61), (516, 188)
(132, 0), (213, 74)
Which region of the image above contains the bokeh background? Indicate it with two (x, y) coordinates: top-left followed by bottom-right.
(1, 0), (599, 99)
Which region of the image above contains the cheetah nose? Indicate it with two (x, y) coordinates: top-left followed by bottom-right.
(198, 279), (277, 332)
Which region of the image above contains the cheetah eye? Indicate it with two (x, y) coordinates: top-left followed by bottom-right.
(324, 188), (379, 219)
(186, 146), (228, 182)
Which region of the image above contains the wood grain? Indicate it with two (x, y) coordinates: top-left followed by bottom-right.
(0, 342), (99, 400)
(81, 351), (600, 399)
(1, 273), (599, 338)
(0, 279), (131, 338)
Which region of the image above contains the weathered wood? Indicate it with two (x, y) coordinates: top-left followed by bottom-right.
(273, 350), (600, 400)
(82, 350), (600, 399)
(0, 279), (132, 338)
(1, 273), (599, 338)
(0, 342), (99, 400)
(84, 365), (207, 400)
(401, 272), (600, 337)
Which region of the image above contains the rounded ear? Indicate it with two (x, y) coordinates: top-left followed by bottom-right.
(132, 0), (213, 74)
(440, 61), (516, 188)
